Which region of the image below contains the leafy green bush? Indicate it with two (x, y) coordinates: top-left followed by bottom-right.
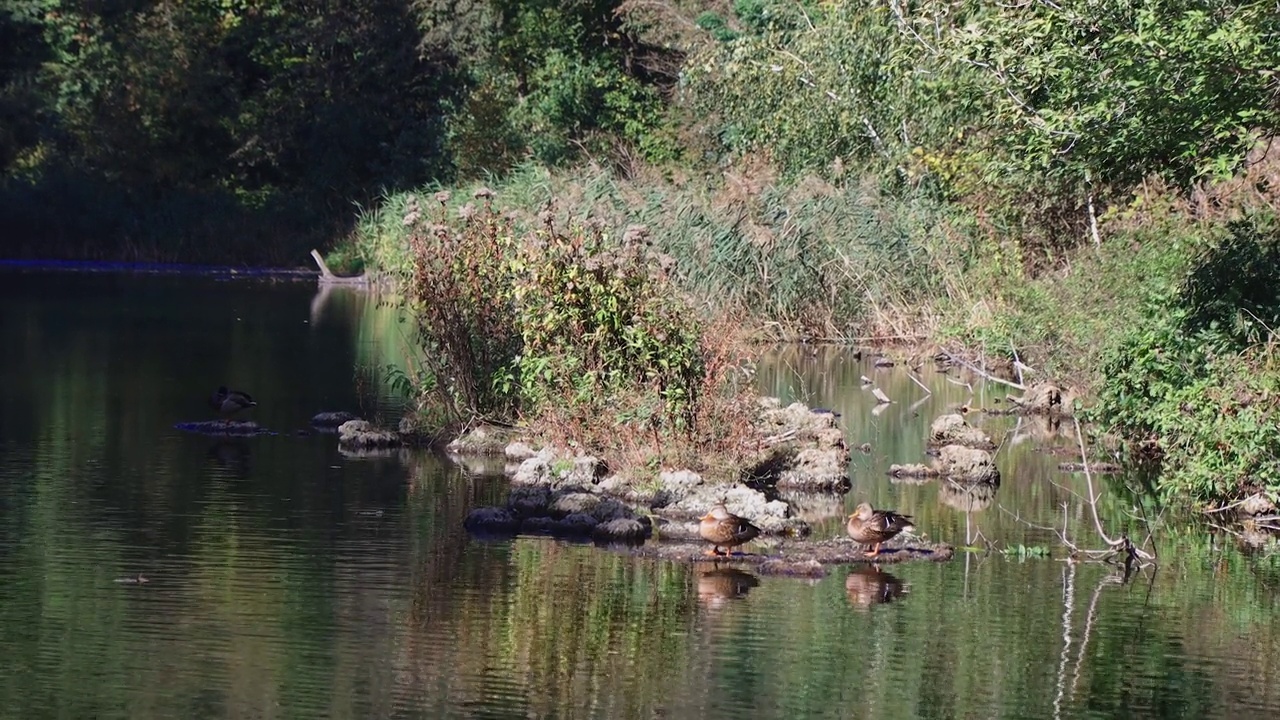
(509, 216), (705, 432)
(1093, 217), (1280, 501)
(400, 188), (756, 467)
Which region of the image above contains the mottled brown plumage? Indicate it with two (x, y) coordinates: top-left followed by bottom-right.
(210, 386), (257, 422)
(846, 502), (915, 557)
(699, 504), (761, 556)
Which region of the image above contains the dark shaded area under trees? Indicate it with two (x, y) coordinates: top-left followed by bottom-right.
(0, 0), (679, 265)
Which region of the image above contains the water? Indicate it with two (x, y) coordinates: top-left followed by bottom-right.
(0, 271), (1277, 719)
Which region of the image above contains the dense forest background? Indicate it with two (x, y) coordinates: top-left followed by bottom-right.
(0, 0), (679, 263)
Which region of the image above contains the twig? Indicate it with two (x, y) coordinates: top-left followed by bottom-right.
(942, 349), (1026, 391)
(907, 371), (933, 396)
(1203, 493), (1263, 514)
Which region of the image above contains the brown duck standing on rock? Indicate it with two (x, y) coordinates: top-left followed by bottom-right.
(847, 502), (915, 557)
(699, 504), (761, 556)
(210, 386), (257, 423)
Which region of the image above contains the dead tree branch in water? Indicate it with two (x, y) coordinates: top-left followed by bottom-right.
(940, 348), (1026, 391)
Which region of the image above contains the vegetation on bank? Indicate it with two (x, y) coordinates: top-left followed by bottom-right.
(351, 1), (1280, 507)
(5, 1), (1280, 506)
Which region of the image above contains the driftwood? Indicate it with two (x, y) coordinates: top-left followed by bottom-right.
(310, 249), (370, 285)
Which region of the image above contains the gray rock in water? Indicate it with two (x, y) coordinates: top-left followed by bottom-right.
(593, 518), (650, 543)
(463, 506), (518, 533)
(937, 444), (1001, 484)
(507, 486), (551, 517)
(505, 441), (538, 460)
(591, 498), (634, 523)
(558, 512), (599, 535)
(549, 492), (600, 518)
(311, 411), (359, 428)
(337, 420), (401, 449)
(929, 414), (993, 448)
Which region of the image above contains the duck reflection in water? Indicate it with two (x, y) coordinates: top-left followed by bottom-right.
(206, 440), (252, 478)
(845, 566), (908, 611)
(697, 567), (760, 610)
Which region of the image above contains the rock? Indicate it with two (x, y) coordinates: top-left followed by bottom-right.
(463, 506), (518, 534)
(887, 463), (939, 479)
(549, 492), (600, 518)
(749, 401), (852, 490)
(512, 449), (557, 485)
(447, 424), (516, 455)
(590, 498), (634, 523)
(777, 447), (852, 490)
(929, 414), (993, 449)
(758, 558), (827, 578)
(505, 441), (538, 460)
(592, 518), (650, 544)
(778, 491), (847, 524)
(1239, 494), (1277, 517)
(337, 420), (401, 449)
(506, 486), (551, 518)
(661, 484), (804, 536)
(1013, 383), (1074, 416)
(629, 536), (955, 566)
(311, 411), (359, 428)
(558, 512), (599, 535)
(936, 445), (1001, 484)
(174, 420), (275, 437)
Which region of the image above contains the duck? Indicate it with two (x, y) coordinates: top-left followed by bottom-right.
(846, 502), (915, 557)
(210, 386), (257, 422)
(699, 504), (761, 556)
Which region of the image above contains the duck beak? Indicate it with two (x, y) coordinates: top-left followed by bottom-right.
(699, 512), (713, 521)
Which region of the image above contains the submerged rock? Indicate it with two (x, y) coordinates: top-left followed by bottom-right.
(928, 413), (993, 449)
(629, 536), (954, 568)
(593, 517), (651, 544)
(549, 492), (600, 518)
(310, 411), (359, 429)
(463, 506), (519, 534)
(175, 420), (275, 437)
(337, 419), (401, 449)
(504, 441), (538, 460)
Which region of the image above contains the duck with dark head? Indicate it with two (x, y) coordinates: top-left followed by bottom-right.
(209, 386), (257, 424)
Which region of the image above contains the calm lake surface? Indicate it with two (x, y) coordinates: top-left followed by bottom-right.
(0, 270), (1277, 719)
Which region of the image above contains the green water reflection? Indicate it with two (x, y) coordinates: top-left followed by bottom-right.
(0, 273), (1277, 719)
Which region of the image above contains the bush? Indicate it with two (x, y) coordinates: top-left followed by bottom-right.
(1093, 217), (1280, 501)
(402, 189), (757, 471)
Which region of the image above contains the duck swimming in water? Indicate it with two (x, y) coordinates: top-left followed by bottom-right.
(699, 504), (761, 556)
(846, 502), (915, 557)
